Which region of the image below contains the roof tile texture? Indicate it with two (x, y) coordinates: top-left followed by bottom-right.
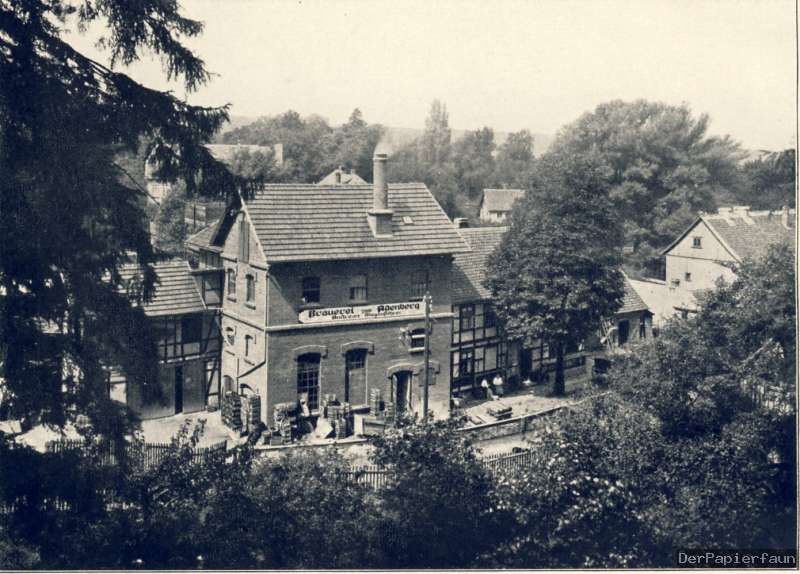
(120, 260), (206, 317)
(451, 227), (648, 314)
(703, 210), (795, 261)
(244, 183), (469, 263)
(481, 188), (525, 213)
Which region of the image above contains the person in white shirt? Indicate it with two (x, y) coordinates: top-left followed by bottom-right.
(492, 373), (504, 397)
(480, 377), (495, 400)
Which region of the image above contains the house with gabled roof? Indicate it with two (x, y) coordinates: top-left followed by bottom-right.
(317, 166), (368, 185)
(654, 205), (795, 316)
(449, 226), (652, 396)
(478, 188), (525, 223)
(209, 153), (469, 426)
(116, 260), (221, 419)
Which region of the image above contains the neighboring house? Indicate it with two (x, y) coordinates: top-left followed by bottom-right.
(449, 227), (652, 396)
(318, 167), (368, 185)
(632, 205), (796, 323)
(209, 153), (468, 426)
(117, 260), (222, 419)
(478, 188), (524, 223)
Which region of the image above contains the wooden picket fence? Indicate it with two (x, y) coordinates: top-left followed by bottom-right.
(337, 448), (536, 492)
(481, 448), (536, 473)
(44, 438), (227, 469)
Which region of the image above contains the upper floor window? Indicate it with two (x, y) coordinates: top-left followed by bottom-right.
(684, 272), (692, 282)
(301, 276), (321, 304)
(349, 274), (368, 302)
(460, 305), (475, 331)
(227, 269), (237, 299)
(692, 237), (702, 248)
(238, 217), (250, 262)
(246, 274), (255, 304)
(484, 305), (497, 328)
(410, 327), (426, 351)
(245, 334), (254, 357)
(181, 315), (202, 344)
(411, 270), (429, 299)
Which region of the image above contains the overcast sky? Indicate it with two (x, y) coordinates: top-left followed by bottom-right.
(69, 0), (797, 151)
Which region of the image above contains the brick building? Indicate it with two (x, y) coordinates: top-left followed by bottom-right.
(204, 154), (468, 426)
(117, 260), (221, 419)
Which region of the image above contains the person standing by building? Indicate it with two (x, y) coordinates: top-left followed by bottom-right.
(492, 373), (505, 397)
(481, 377), (496, 400)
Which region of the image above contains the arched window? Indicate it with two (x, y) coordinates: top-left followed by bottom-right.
(227, 268), (237, 298)
(297, 353), (321, 410)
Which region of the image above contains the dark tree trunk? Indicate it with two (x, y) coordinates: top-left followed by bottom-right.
(553, 343), (566, 397)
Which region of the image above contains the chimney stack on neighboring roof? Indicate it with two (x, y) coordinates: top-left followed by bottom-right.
(732, 205), (754, 224)
(334, 166), (342, 184)
(367, 153), (393, 237)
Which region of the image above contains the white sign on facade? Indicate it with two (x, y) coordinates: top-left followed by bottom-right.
(298, 301), (424, 325)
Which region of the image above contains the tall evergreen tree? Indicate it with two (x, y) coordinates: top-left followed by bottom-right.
(0, 0), (244, 433)
(486, 151), (625, 395)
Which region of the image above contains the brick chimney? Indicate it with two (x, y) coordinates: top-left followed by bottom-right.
(368, 153), (393, 237)
(334, 166), (342, 184)
(732, 205), (754, 224)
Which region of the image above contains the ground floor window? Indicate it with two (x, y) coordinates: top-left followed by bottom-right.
(297, 353), (321, 410)
(450, 339), (507, 393)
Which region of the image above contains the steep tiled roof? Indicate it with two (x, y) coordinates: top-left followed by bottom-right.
(318, 168), (368, 185)
(701, 209), (795, 261)
(119, 260), (205, 317)
(618, 274), (650, 314)
(185, 220), (221, 252)
(451, 227), (507, 303)
(243, 184), (469, 263)
(452, 227), (649, 317)
(480, 188), (524, 213)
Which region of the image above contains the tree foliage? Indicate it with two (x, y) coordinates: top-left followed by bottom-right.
(368, 421), (496, 568)
(486, 151), (625, 395)
(221, 108), (383, 183)
(0, 0), (245, 432)
(547, 100), (746, 276)
(738, 149), (796, 210)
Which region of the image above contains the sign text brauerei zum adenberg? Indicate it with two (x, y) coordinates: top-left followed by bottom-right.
(298, 301), (424, 325)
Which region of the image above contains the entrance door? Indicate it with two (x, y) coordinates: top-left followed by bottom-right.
(174, 365), (184, 414)
(394, 371), (411, 413)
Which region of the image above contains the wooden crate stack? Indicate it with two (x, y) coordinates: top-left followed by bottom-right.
(221, 391), (242, 431)
(369, 388), (382, 415)
(272, 402), (298, 445)
(242, 395), (261, 434)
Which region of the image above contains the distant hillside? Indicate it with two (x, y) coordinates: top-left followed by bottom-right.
(216, 116), (553, 155)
